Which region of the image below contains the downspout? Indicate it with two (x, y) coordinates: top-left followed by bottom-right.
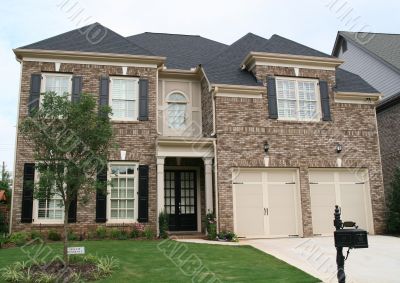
(9, 58), (23, 234)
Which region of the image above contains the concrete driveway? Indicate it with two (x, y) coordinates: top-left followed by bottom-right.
(243, 236), (400, 283)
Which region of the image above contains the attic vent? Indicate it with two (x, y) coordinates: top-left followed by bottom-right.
(342, 39), (348, 53)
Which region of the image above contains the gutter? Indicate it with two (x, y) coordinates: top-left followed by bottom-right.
(376, 92), (400, 113)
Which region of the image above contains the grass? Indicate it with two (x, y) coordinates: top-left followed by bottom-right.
(0, 240), (319, 282)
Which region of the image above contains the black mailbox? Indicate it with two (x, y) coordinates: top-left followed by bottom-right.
(334, 228), (368, 249)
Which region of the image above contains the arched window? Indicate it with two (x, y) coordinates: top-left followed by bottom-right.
(167, 92), (187, 129)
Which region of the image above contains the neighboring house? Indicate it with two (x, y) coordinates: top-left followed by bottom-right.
(333, 31), (400, 203)
(10, 23), (386, 238)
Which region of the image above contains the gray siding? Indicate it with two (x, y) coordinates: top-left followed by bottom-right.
(338, 41), (400, 98)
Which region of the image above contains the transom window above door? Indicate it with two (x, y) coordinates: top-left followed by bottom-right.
(110, 77), (139, 121)
(167, 92), (187, 129)
(275, 78), (321, 121)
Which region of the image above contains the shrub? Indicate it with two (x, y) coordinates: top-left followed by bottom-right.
(143, 227), (155, 240)
(217, 231), (238, 242)
(9, 232), (30, 246)
(130, 222), (145, 238)
(158, 211), (169, 239)
(0, 211), (7, 234)
(87, 229), (96, 240)
(30, 230), (44, 240)
(118, 230), (128, 240)
(109, 228), (122, 240)
(205, 213), (217, 240)
(387, 167), (400, 234)
(96, 226), (107, 239)
(47, 230), (61, 241)
(96, 256), (119, 276)
(1, 264), (24, 282)
(35, 272), (58, 283)
(67, 230), (78, 241)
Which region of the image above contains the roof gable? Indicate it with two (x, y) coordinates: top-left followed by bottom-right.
(20, 23), (153, 56)
(126, 32), (227, 69)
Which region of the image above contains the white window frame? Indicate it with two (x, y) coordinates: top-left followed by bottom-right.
(109, 77), (139, 122)
(275, 77), (322, 122)
(164, 91), (191, 136)
(32, 167), (65, 225)
(107, 162), (139, 224)
(40, 73), (73, 104)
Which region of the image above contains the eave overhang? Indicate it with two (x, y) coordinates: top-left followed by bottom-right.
(13, 48), (166, 67)
(334, 91), (382, 104)
(241, 51), (344, 71)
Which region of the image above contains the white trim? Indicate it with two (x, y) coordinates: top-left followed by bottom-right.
(106, 162), (139, 224)
(275, 76), (322, 122)
(215, 92), (262, 99)
(248, 61), (336, 72)
(10, 60), (24, 233)
(40, 73), (73, 103)
(334, 91), (382, 104)
(22, 57), (158, 69)
(109, 76), (139, 122)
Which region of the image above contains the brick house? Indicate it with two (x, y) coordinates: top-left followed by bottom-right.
(10, 23), (386, 238)
(333, 31), (400, 203)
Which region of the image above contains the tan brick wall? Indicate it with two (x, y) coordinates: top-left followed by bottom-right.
(12, 61), (158, 234)
(215, 65), (386, 236)
(377, 102), (400, 204)
(201, 77), (213, 137)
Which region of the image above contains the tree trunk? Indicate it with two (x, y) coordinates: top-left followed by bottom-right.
(63, 202), (70, 266)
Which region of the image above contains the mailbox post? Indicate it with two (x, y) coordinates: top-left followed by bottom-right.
(333, 205), (368, 283)
(334, 205), (346, 283)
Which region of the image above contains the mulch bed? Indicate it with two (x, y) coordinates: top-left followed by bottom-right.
(27, 260), (97, 281)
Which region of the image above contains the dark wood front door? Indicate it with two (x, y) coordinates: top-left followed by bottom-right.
(165, 171), (197, 231)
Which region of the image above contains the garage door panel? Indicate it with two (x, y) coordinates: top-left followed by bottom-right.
(234, 171), (262, 183)
(235, 184), (264, 237)
(268, 184), (297, 236)
(340, 184), (368, 229)
(310, 184), (336, 235)
(267, 171), (295, 183)
(309, 171), (335, 183)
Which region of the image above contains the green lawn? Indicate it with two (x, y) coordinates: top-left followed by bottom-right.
(0, 240), (319, 283)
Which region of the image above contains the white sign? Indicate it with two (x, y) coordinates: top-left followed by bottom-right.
(67, 247), (85, 255)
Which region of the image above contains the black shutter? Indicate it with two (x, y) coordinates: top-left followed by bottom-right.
(138, 79), (149, 121)
(99, 76), (109, 107)
(68, 196), (77, 223)
(95, 168), (107, 223)
(28, 74), (41, 115)
(267, 76), (278, 119)
(21, 163), (35, 223)
(71, 76), (83, 103)
(138, 165), (149, 223)
(319, 80), (332, 121)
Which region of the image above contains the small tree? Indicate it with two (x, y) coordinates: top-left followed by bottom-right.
(387, 166), (400, 234)
(20, 92), (114, 265)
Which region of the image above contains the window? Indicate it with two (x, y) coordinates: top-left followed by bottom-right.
(108, 163), (137, 222)
(42, 74), (72, 97)
(167, 92), (187, 129)
(110, 77), (139, 121)
(276, 78), (320, 121)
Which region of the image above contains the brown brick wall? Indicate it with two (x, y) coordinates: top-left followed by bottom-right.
(12, 61), (158, 234)
(215, 65), (386, 236)
(377, 102), (400, 203)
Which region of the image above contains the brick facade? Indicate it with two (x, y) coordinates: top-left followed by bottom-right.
(377, 102), (400, 202)
(12, 61), (159, 235)
(213, 66), (386, 236)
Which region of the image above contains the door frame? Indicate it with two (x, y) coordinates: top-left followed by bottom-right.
(309, 168), (374, 235)
(232, 168), (303, 238)
(165, 166), (201, 232)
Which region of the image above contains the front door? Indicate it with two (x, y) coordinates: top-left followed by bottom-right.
(165, 171), (197, 231)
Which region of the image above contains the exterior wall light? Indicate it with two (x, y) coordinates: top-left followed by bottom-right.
(264, 142), (270, 154)
(336, 143), (343, 153)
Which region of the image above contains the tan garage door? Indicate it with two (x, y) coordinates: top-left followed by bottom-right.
(233, 169), (301, 238)
(309, 170), (373, 236)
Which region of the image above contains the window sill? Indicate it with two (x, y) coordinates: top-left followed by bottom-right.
(106, 220), (137, 225)
(32, 222), (65, 226)
(275, 119), (328, 124)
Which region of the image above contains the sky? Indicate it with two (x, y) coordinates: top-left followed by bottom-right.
(0, 0), (399, 175)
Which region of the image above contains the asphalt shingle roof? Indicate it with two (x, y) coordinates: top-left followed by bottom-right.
(339, 31), (400, 73)
(19, 23), (154, 56)
(126, 32), (227, 69)
(17, 23), (375, 93)
(335, 68), (378, 93)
